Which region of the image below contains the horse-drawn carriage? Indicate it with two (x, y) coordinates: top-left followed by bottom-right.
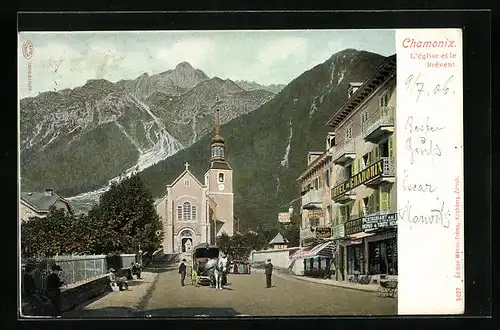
(191, 243), (228, 288)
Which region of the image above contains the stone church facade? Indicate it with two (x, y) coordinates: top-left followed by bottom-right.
(156, 110), (234, 254)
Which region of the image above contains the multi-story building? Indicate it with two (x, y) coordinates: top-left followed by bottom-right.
(326, 55), (397, 282)
(297, 150), (333, 247)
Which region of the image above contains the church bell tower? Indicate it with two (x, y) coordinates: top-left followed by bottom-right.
(205, 109), (234, 237)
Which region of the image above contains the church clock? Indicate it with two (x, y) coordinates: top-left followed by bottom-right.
(218, 183), (225, 191)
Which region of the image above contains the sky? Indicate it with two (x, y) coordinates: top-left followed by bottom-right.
(18, 30), (395, 97)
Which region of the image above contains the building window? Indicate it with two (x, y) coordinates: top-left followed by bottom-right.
(184, 179), (190, 187)
(191, 206), (197, 221)
(346, 126), (353, 139)
(379, 140), (389, 157)
(177, 206), (182, 221)
(368, 237), (397, 275)
(363, 152), (371, 168)
(183, 202), (191, 221)
(218, 173), (224, 183)
(344, 164), (352, 179)
(325, 169), (330, 187)
(379, 92), (390, 107)
(361, 110), (369, 125)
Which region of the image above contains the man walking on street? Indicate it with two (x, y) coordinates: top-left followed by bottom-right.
(265, 259), (273, 288)
(179, 259), (187, 286)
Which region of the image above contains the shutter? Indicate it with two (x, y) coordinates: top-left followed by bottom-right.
(374, 145), (380, 161)
(358, 200), (363, 217)
(372, 191), (380, 213)
(388, 135), (394, 157)
(380, 187), (389, 211)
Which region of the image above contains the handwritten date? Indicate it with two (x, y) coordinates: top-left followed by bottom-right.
(404, 73), (455, 102)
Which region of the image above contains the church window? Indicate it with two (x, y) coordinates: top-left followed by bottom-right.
(177, 206), (182, 221)
(218, 173), (224, 183)
(184, 179), (190, 187)
(183, 202), (191, 221)
(191, 206), (197, 221)
(180, 229), (192, 237)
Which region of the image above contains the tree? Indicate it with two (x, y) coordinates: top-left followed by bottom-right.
(98, 173), (163, 253)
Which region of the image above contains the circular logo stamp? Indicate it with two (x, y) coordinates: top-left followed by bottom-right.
(22, 40), (34, 60)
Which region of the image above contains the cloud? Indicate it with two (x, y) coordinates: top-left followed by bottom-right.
(155, 38), (217, 68)
(256, 36), (308, 66)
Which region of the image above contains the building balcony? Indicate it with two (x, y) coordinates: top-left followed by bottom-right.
(362, 106), (395, 143)
(301, 189), (323, 209)
(331, 139), (356, 165)
(332, 189), (356, 204)
(364, 157), (396, 187)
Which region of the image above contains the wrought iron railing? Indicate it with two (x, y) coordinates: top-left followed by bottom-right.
(331, 138), (355, 162)
(362, 106), (395, 138)
(301, 189), (323, 206)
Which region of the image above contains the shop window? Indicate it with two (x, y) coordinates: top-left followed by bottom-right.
(368, 237), (398, 275)
(347, 245), (365, 275)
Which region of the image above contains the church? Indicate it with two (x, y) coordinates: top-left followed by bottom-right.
(155, 110), (234, 254)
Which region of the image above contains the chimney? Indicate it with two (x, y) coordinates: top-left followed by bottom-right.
(45, 189), (54, 196)
(348, 82), (363, 98)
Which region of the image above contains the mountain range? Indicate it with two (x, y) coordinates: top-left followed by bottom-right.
(20, 49), (386, 232)
(20, 62), (281, 196)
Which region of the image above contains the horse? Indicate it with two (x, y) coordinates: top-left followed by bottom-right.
(213, 256), (228, 290)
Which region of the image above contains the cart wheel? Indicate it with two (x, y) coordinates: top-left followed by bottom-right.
(394, 289), (398, 299)
(377, 287), (384, 297)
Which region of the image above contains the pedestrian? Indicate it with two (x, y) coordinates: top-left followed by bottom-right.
(265, 259), (273, 288)
(22, 264), (37, 298)
(109, 268), (129, 290)
(179, 258), (187, 286)
(131, 262), (142, 279)
(45, 264), (64, 317)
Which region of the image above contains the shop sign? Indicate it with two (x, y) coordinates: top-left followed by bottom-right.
(307, 209), (325, 219)
(331, 159), (385, 199)
(315, 227), (332, 239)
(331, 224), (345, 239)
(278, 212), (291, 223)
(344, 218), (363, 235)
(362, 213), (398, 231)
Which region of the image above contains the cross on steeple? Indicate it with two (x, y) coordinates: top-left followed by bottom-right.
(184, 162), (190, 171)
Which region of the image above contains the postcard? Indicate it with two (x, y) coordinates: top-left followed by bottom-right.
(18, 28), (464, 318)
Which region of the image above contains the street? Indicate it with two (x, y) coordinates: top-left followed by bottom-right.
(143, 267), (396, 317)
(63, 258), (396, 318)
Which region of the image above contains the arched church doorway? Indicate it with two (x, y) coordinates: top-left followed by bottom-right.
(180, 229), (193, 253)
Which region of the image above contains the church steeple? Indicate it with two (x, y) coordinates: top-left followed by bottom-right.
(211, 109), (225, 161)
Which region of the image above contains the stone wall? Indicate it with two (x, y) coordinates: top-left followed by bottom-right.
(61, 274), (110, 312)
(250, 247), (300, 270)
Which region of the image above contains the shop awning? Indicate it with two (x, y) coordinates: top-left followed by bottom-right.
(346, 232), (375, 240)
(293, 241), (335, 260)
(290, 245), (315, 260)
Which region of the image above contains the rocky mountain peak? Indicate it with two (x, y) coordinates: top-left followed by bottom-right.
(175, 61), (195, 72)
